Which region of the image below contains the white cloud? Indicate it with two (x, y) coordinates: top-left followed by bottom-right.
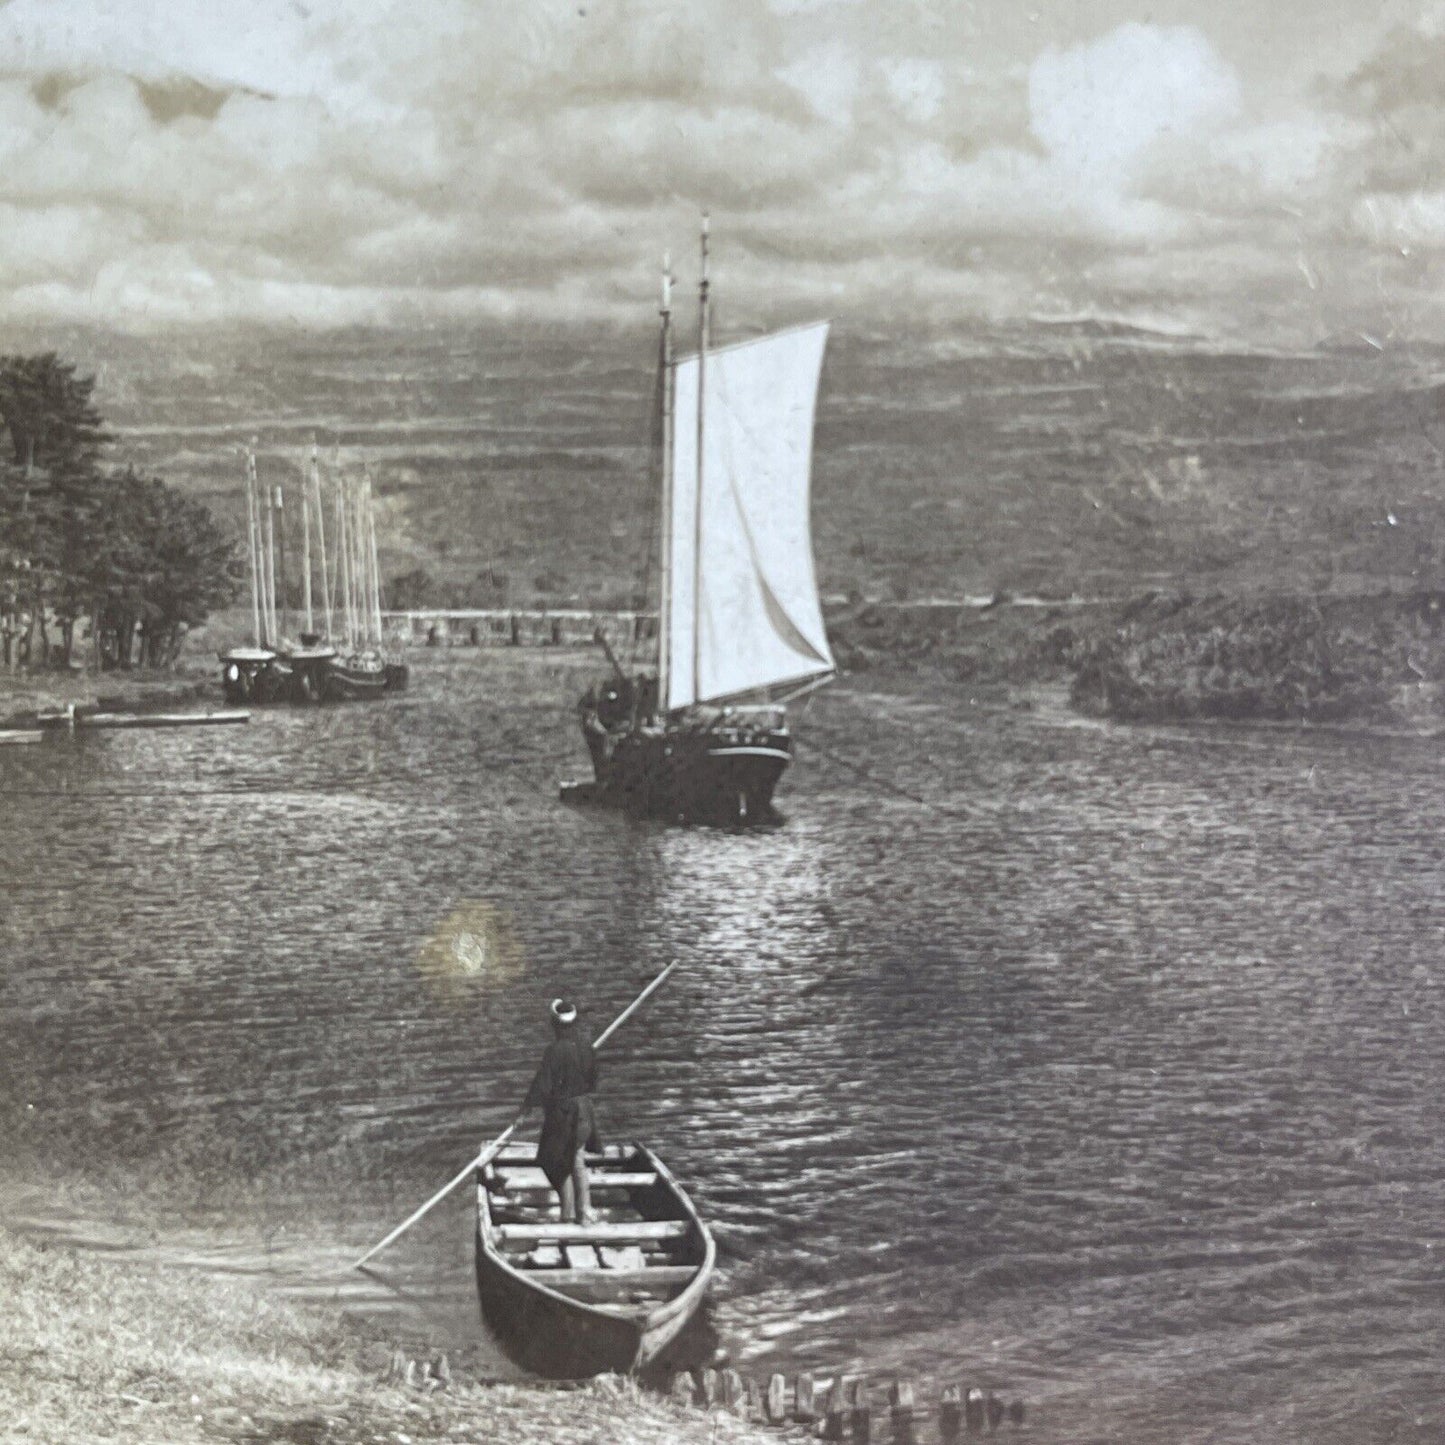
(1354, 191), (1445, 246)
(1029, 23), (1241, 183)
(778, 42), (860, 124)
(883, 58), (946, 125)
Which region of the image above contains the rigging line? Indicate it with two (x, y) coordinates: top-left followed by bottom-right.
(795, 735), (970, 820)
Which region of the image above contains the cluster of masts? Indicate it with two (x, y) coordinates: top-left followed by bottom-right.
(242, 440), (385, 654)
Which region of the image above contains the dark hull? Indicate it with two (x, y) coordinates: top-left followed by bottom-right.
(475, 1144), (713, 1379)
(221, 651), (406, 704)
(582, 719), (790, 825)
(220, 654), (292, 705)
(475, 1246), (655, 1377)
(321, 660), (389, 702)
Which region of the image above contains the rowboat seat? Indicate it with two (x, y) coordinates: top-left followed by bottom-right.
(599, 1245), (645, 1270)
(496, 1220), (689, 1246)
(491, 1168), (658, 1192)
(563, 1243), (600, 1270)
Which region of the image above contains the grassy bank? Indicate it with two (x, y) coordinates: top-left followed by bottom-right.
(826, 591), (1445, 728)
(827, 598), (1103, 686)
(1068, 590), (1445, 725)
(0, 1225), (778, 1445)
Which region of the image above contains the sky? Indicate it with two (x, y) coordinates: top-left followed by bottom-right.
(0, 0), (1442, 340)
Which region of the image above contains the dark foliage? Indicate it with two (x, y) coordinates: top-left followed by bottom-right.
(0, 354), (240, 669)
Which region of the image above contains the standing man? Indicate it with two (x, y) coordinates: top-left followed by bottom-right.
(515, 998), (599, 1224)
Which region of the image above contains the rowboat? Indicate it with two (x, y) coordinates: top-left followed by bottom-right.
(476, 1140), (715, 1378)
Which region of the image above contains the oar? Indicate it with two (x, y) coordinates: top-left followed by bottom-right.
(352, 959), (680, 1269)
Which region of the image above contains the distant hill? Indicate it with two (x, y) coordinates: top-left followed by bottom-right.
(16, 320), (1445, 611)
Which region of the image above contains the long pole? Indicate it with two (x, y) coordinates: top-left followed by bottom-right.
(657, 253), (673, 714)
(351, 959), (680, 1270)
(692, 214), (708, 707)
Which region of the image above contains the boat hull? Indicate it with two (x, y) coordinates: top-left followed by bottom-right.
(581, 716), (790, 825)
(219, 651), (292, 705)
(319, 656), (401, 702)
(475, 1246), (678, 1378)
(475, 1144), (713, 1379)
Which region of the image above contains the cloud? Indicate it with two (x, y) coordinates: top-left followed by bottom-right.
(1029, 23), (1240, 183)
(0, 2), (1435, 336)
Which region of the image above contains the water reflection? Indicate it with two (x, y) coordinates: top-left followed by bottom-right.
(2, 660), (1444, 1443)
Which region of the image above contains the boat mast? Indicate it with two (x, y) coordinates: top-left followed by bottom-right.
(258, 447), (277, 641)
(365, 468), (383, 646)
(243, 449), (262, 647)
(301, 456), (313, 636)
(335, 455), (354, 649)
(658, 252), (673, 715)
(692, 214), (708, 708)
(274, 480), (288, 643)
(311, 438), (333, 640)
(355, 469), (370, 646)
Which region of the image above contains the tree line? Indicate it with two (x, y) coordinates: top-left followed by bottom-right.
(0, 353), (240, 670)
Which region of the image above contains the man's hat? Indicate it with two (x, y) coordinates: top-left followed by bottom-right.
(550, 997), (578, 1024)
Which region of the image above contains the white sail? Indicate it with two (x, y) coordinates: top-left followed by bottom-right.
(666, 321), (833, 711)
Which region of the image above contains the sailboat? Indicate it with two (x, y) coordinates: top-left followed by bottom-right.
(570, 221), (835, 824)
(219, 443), (407, 704)
(220, 448), (295, 704)
(314, 448), (408, 701)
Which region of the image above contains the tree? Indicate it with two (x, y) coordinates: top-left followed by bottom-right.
(94, 470), (241, 669)
(0, 353), (239, 670)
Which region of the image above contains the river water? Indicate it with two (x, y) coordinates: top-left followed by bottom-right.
(1, 649), (1441, 1442)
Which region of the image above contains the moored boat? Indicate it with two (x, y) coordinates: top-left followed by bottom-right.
(218, 442), (406, 704)
(475, 1140), (714, 1378)
(220, 644), (290, 704)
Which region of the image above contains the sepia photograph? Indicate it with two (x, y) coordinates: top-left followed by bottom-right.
(1, 1), (1442, 1441)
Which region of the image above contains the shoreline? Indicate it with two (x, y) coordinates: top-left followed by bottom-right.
(0, 1222), (777, 1445)
(7, 586), (1445, 735)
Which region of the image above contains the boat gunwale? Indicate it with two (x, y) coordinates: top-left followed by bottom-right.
(476, 1143), (715, 1333)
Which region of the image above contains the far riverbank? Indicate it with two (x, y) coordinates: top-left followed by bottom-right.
(8, 588), (1445, 733)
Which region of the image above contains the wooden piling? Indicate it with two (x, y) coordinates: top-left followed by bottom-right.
(669, 1372), (694, 1408)
(820, 1378), (846, 1441)
(964, 1387), (986, 1433)
(847, 1376), (871, 1442)
(888, 1380), (915, 1444)
(697, 1367), (720, 1408)
(1007, 1399), (1025, 1427)
(795, 1372), (819, 1425)
(766, 1374), (789, 1425)
(985, 1393), (1004, 1431)
(746, 1376), (764, 1422)
(721, 1369), (748, 1417)
(938, 1384), (963, 1443)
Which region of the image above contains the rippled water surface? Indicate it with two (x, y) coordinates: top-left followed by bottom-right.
(2, 652), (1443, 1443)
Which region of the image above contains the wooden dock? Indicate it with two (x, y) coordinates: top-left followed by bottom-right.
(77, 709), (250, 729)
(33, 706), (251, 731)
